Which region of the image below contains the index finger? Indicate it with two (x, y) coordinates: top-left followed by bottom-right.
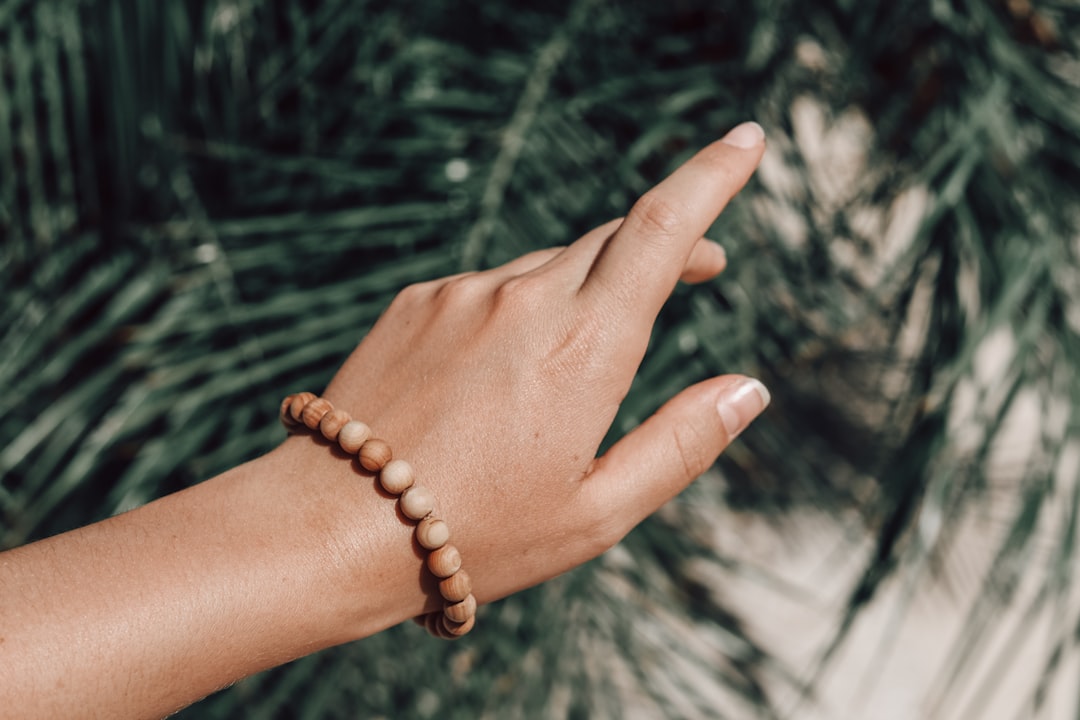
(578, 122), (765, 315)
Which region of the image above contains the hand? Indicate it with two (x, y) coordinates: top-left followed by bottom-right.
(0, 122), (771, 720)
(283, 121), (772, 624)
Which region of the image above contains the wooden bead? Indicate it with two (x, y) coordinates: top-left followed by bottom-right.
(280, 395), (301, 427)
(427, 544), (462, 578)
(337, 420), (372, 454)
(439, 570), (472, 603)
(289, 392), (316, 422)
(444, 593), (476, 623)
(379, 459), (415, 495)
(278, 393), (479, 639)
(441, 614), (475, 637)
(319, 408), (351, 442)
(425, 610), (455, 639)
(359, 439), (392, 472)
(416, 516), (450, 550)
(400, 485), (435, 520)
(301, 397), (333, 430)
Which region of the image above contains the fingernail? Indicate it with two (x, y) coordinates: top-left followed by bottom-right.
(720, 121), (765, 150)
(717, 378), (770, 438)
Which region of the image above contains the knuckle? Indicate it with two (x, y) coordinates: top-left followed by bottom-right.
(389, 281), (431, 309)
(518, 246), (565, 267)
(492, 274), (545, 310)
(433, 274), (487, 305)
(627, 191), (684, 239)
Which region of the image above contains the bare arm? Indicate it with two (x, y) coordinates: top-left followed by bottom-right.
(0, 448), (412, 718)
(0, 123), (769, 720)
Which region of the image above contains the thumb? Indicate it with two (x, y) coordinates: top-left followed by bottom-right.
(582, 375), (770, 535)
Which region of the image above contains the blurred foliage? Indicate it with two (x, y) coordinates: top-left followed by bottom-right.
(2, 0), (1079, 717)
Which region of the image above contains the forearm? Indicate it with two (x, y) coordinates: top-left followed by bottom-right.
(0, 440), (417, 720)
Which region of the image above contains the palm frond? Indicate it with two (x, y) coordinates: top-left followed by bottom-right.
(3, 0), (1080, 717)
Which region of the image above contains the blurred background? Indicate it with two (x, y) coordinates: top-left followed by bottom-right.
(2, 0), (1079, 717)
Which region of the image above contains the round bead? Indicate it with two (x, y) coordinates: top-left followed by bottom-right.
(280, 395), (301, 428)
(441, 614), (475, 637)
(400, 485), (435, 520)
(359, 439), (393, 472)
(427, 545), (462, 578)
(278, 392), (477, 639)
(289, 392), (317, 422)
(439, 570), (472, 603)
(444, 593), (477, 623)
(337, 421), (372, 454)
(301, 397), (333, 430)
(379, 459), (415, 495)
(319, 408), (351, 442)
(416, 516), (450, 550)
(425, 610), (455, 639)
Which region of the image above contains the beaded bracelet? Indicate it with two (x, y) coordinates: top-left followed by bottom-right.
(279, 392), (476, 639)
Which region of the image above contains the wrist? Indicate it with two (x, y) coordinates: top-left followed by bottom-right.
(256, 435), (430, 643)
(276, 392), (479, 640)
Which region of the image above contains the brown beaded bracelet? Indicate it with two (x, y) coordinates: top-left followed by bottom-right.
(279, 392), (476, 639)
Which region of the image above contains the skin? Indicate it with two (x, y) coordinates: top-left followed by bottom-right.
(0, 122), (769, 720)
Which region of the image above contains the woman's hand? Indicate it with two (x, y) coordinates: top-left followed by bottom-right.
(287, 121), (771, 624)
(0, 122), (770, 720)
